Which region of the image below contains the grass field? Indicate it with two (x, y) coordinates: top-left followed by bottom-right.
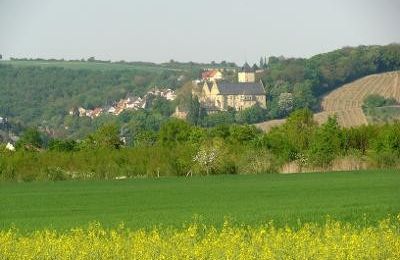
(0, 60), (181, 72)
(0, 60), (235, 73)
(1, 170), (399, 231)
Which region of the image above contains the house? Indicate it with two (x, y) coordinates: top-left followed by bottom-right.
(197, 65), (266, 111)
(78, 107), (87, 117)
(163, 89), (177, 101)
(107, 106), (116, 114)
(91, 107), (103, 118)
(172, 106), (188, 119)
(201, 69), (223, 82)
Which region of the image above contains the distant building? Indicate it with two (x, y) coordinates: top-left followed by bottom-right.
(197, 64), (266, 112)
(238, 62), (256, 83)
(172, 106), (188, 119)
(193, 62), (266, 113)
(201, 69), (223, 82)
(78, 107), (87, 117)
(199, 81), (266, 111)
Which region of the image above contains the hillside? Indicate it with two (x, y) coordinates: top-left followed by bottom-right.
(1, 44), (400, 137)
(257, 71), (400, 130)
(0, 60), (180, 72)
(1, 59), (237, 73)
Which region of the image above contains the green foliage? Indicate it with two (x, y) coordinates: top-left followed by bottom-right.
(237, 149), (279, 174)
(201, 110), (236, 127)
(308, 117), (342, 166)
(263, 109), (316, 161)
(186, 95), (205, 125)
(15, 128), (45, 150)
(158, 118), (192, 146)
(149, 96), (175, 117)
(363, 94), (397, 108)
(292, 80), (317, 110)
(49, 139), (78, 152)
(373, 122), (400, 157)
(363, 95), (400, 124)
(228, 124), (261, 145)
(235, 105), (267, 124)
(283, 108), (316, 151)
(262, 44), (400, 119)
(341, 125), (377, 154)
(82, 124), (122, 149)
(0, 63), (182, 137)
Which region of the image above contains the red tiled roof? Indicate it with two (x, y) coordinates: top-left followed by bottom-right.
(202, 70), (218, 79)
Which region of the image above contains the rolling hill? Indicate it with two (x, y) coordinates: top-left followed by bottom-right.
(257, 71), (400, 130)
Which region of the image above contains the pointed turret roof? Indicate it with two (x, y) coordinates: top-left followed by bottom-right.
(241, 62), (253, 72)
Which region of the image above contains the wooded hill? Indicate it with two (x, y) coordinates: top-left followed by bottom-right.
(1, 44), (399, 137)
(260, 44), (400, 119)
(257, 71), (400, 130)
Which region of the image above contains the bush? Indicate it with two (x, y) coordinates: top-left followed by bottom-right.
(238, 149), (279, 174)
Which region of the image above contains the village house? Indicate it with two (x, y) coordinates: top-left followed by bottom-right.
(197, 64), (266, 111)
(201, 69), (223, 82)
(147, 88), (177, 101)
(73, 88), (176, 119)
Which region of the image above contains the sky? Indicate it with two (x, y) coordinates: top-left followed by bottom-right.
(0, 0), (399, 64)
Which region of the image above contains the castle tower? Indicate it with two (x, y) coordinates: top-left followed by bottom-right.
(238, 62), (255, 83)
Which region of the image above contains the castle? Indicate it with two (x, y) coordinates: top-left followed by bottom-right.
(197, 63), (266, 112)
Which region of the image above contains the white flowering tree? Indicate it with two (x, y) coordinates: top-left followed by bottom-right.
(192, 146), (220, 176)
(278, 92), (294, 115)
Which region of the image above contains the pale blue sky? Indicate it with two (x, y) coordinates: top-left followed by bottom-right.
(0, 0), (399, 64)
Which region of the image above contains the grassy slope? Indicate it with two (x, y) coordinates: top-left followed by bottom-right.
(0, 170), (399, 231)
(0, 60), (235, 72)
(0, 60), (180, 72)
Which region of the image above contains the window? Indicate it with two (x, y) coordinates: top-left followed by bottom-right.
(241, 95), (252, 101)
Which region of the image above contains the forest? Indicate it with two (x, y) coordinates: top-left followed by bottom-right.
(261, 44), (400, 118)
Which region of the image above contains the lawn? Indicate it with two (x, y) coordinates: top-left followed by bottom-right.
(0, 170), (399, 231)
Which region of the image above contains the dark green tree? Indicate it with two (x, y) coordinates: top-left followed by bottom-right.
(16, 128), (45, 150)
(158, 118), (192, 146)
(49, 139), (78, 152)
(235, 105), (267, 124)
(308, 116), (341, 166)
(82, 124), (122, 149)
(151, 97), (174, 117)
(187, 95), (205, 125)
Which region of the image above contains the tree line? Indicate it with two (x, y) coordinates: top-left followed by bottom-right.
(262, 44), (400, 119)
(1, 109), (399, 182)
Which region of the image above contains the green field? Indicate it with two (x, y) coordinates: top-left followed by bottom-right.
(0, 60), (235, 72)
(0, 170), (399, 231)
(0, 60), (180, 72)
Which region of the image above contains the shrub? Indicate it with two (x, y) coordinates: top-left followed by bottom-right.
(238, 149), (279, 174)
